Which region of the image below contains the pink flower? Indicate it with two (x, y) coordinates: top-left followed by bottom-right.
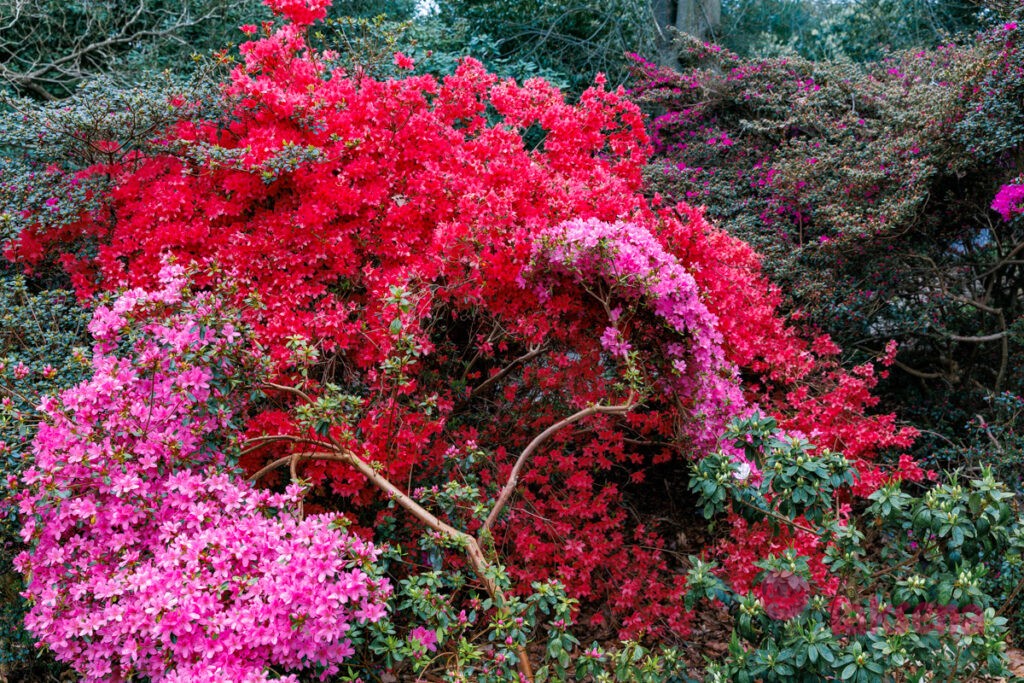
(393, 52), (415, 70)
(16, 278), (391, 682)
(992, 182), (1024, 221)
(599, 326), (631, 358)
(530, 218), (745, 451)
(409, 626), (438, 653)
(94, 140), (121, 154)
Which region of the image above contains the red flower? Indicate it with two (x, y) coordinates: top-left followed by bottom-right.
(393, 51), (414, 70)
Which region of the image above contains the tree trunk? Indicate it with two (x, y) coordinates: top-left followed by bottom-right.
(651, 0), (721, 69)
(674, 0), (720, 41)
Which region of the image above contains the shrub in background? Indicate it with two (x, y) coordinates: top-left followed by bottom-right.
(0, 264), (89, 679)
(631, 17), (1024, 480)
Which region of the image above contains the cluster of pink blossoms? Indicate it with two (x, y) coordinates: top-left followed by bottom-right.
(15, 265), (390, 682)
(530, 218), (748, 452)
(992, 181), (1024, 222)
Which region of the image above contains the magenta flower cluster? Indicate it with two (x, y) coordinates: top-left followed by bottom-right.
(531, 218), (747, 450)
(992, 181), (1024, 221)
(15, 266), (390, 682)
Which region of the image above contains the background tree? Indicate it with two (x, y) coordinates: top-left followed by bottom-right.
(717, 0), (992, 61)
(0, 0), (270, 99)
(655, 0), (721, 42)
(424, 0), (996, 94)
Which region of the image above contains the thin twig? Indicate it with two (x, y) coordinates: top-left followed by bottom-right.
(466, 344), (545, 402)
(263, 381), (314, 404)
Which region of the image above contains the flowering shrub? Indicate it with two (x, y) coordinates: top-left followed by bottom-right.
(631, 19), (1024, 472)
(0, 264), (91, 676)
(0, 61), (237, 680)
(3, 0), (923, 662)
(688, 413), (1018, 682)
(14, 266), (392, 682)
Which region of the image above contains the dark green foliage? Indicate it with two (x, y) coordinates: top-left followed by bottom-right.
(434, 0), (657, 91)
(401, 0), (998, 95)
(0, 264), (91, 679)
(633, 18), (1024, 476)
(690, 415), (1018, 683)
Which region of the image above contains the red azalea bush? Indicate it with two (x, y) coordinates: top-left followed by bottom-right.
(6, 0), (918, 644)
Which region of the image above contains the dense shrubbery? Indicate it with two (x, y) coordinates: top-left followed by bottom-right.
(2, 0), (1024, 681)
(631, 17), (1024, 480)
(690, 415), (1014, 682)
(0, 264), (91, 678)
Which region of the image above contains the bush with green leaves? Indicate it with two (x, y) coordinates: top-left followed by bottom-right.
(0, 263), (91, 679)
(632, 17), (1024, 480)
(686, 413), (1019, 682)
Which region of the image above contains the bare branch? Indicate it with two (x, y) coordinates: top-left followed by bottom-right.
(481, 396), (637, 534)
(0, 0), (254, 97)
(248, 442), (536, 681)
(262, 381), (315, 404)
(947, 331), (1008, 343)
(464, 344), (545, 403)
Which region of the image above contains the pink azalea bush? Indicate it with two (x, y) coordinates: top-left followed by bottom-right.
(14, 264), (391, 682)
